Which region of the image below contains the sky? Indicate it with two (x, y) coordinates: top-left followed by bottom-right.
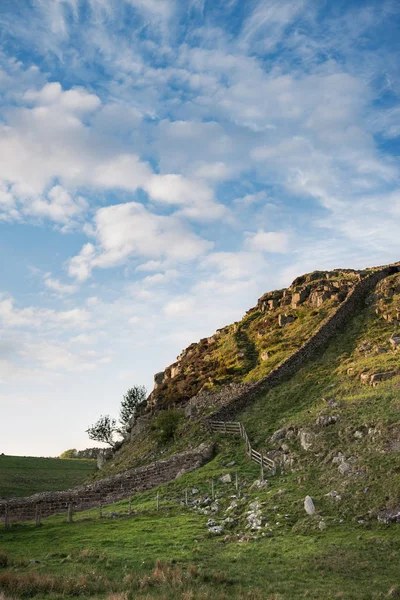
(0, 0), (399, 456)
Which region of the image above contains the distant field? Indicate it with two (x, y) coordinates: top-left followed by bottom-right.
(0, 455), (97, 499)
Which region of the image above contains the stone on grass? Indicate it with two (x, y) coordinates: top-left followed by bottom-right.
(220, 473), (232, 484)
(304, 495), (315, 516)
(338, 461), (351, 475)
(270, 428), (287, 443)
(208, 525), (224, 535)
(377, 508), (400, 524)
(315, 415), (338, 427)
(389, 334), (400, 348)
(299, 430), (314, 451)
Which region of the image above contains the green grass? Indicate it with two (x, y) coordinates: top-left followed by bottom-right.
(0, 456), (97, 499)
(0, 273), (399, 599)
(0, 446), (399, 599)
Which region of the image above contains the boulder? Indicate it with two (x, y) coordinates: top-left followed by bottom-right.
(370, 371), (397, 386)
(389, 334), (400, 348)
(278, 314), (297, 327)
(220, 473), (232, 484)
(299, 430), (314, 451)
(315, 415), (338, 427)
(270, 428), (287, 443)
(338, 461), (351, 475)
(304, 495), (315, 516)
(377, 508), (400, 524)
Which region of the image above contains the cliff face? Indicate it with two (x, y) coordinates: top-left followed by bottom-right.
(147, 268), (366, 409)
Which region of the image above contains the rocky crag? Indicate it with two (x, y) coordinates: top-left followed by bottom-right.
(144, 266), (391, 412)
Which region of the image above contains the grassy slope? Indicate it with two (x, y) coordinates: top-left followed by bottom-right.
(0, 443), (398, 599)
(0, 456), (97, 499)
(0, 273), (399, 599)
(238, 274), (400, 519)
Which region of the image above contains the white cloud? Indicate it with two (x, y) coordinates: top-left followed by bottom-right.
(44, 275), (78, 295)
(200, 251), (268, 280)
(0, 295), (91, 329)
(164, 297), (194, 317)
(26, 185), (88, 224)
(68, 202), (212, 280)
(245, 230), (289, 253)
(24, 81), (101, 112)
(144, 173), (225, 221)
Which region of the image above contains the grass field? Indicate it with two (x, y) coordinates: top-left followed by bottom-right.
(0, 444), (399, 599)
(0, 455), (96, 499)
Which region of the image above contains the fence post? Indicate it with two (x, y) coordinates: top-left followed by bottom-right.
(67, 502), (73, 523)
(224, 422), (227, 434)
(35, 504), (41, 527)
(185, 489), (188, 506)
(4, 504), (9, 529)
(260, 452), (264, 483)
(235, 472), (239, 497)
(99, 503), (103, 519)
(211, 479), (214, 500)
(156, 492), (159, 512)
(128, 497), (132, 515)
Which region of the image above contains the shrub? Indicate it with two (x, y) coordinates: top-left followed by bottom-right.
(151, 410), (183, 445)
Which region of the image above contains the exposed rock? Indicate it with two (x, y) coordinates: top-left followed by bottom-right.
(220, 473), (232, 484)
(226, 461), (236, 467)
(304, 495), (315, 516)
(360, 372), (371, 384)
(246, 500), (263, 529)
(299, 430), (314, 451)
(291, 287), (310, 309)
(315, 415), (338, 427)
(170, 363), (183, 379)
(278, 313), (297, 327)
(260, 351), (269, 361)
(270, 428), (287, 443)
(324, 490), (342, 502)
(338, 461), (352, 475)
(389, 334), (400, 348)
(374, 346), (387, 354)
(208, 525), (224, 535)
(250, 479), (269, 490)
(154, 371), (166, 389)
(332, 452), (345, 465)
(318, 521), (327, 530)
(377, 508), (400, 524)
(370, 371), (397, 386)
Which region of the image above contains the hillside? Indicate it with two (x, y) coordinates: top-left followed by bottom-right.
(148, 268), (364, 408)
(0, 455), (96, 499)
(98, 265), (400, 523)
(0, 263), (399, 599)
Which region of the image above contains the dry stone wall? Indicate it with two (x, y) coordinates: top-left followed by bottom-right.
(205, 265), (400, 423)
(0, 443), (213, 525)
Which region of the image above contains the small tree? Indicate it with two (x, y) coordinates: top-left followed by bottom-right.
(60, 448), (77, 459)
(119, 385), (147, 430)
(86, 415), (117, 447)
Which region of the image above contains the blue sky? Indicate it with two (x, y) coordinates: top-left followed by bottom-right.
(0, 0), (399, 456)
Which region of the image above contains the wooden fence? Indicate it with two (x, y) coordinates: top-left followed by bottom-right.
(209, 420), (276, 475)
